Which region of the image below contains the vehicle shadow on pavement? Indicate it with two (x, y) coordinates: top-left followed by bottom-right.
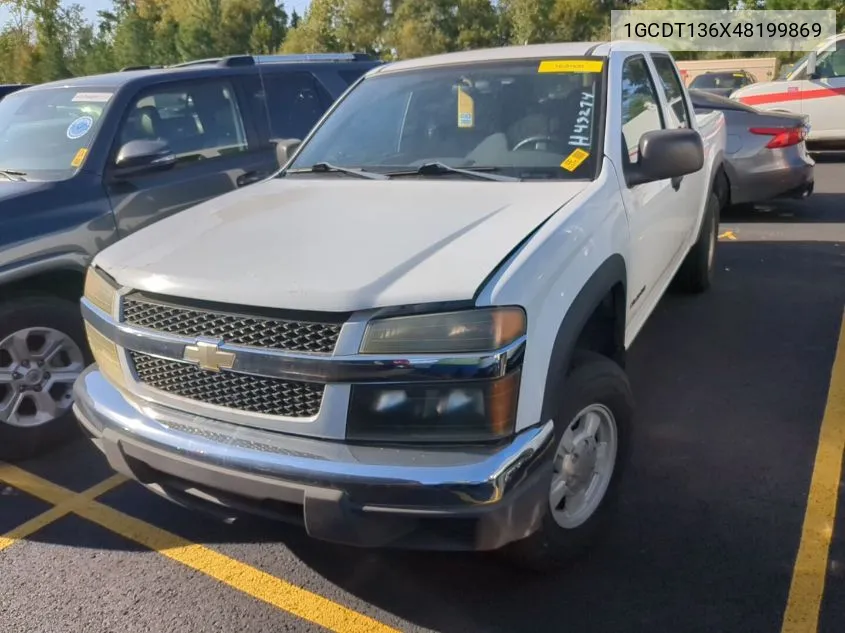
(722, 196), (842, 224)
(12, 238), (845, 633)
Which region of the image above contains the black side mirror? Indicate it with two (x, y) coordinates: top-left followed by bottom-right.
(625, 128), (704, 188)
(271, 138), (302, 167)
(113, 139), (176, 177)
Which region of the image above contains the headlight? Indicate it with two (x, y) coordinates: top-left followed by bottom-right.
(83, 266), (118, 316)
(83, 266), (123, 387)
(347, 371), (521, 443)
(360, 307), (526, 354)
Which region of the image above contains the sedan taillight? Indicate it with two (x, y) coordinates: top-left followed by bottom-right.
(749, 126), (807, 149)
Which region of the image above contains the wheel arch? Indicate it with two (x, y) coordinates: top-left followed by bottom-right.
(539, 253), (627, 423)
(0, 255), (87, 304)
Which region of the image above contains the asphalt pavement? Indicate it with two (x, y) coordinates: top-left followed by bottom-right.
(2, 160), (845, 633)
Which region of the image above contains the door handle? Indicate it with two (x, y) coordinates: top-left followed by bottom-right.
(237, 171), (265, 187)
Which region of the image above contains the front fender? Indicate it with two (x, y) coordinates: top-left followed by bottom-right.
(475, 172), (630, 433)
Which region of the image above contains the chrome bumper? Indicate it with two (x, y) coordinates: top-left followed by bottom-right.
(73, 367), (555, 550)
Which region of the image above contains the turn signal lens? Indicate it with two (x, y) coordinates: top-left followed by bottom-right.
(84, 323), (124, 388)
(360, 307), (526, 354)
(83, 266), (118, 316)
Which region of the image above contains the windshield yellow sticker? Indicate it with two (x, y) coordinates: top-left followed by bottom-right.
(457, 86), (474, 128)
(538, 60), (603, 74)
(561, 148), (589, 172)
(71, 148), (87, 168)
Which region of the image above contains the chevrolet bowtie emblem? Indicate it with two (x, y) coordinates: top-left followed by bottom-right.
(183, 341), (235, 373)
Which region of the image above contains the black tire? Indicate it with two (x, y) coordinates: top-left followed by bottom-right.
(0, 296), (91, 462)
(673, 191), (720, 294)
(501, 351), (633, 572)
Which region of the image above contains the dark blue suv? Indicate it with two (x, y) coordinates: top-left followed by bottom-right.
(0, 53), (381, 460)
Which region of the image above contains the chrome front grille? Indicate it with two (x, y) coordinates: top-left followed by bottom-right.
(122, 294), (341, 354)
(129, 351), (324, 418)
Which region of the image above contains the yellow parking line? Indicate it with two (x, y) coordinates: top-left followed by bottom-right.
(782, 309), (845, 633)
(0, 465), (400, 633)
(0, 473), (126, 552)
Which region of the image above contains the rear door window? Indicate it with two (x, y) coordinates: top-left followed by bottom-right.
(651, 54), (691, 129)
(261, 72), (331, 140)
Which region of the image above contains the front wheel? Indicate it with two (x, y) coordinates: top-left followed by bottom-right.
(0, 296), (91, 462)
(502, 351), (633, 571)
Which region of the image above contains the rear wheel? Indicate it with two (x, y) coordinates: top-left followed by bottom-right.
(673, 191), (720, 294)
(0, 296), (90, 462)
(502, 351), (633, 571)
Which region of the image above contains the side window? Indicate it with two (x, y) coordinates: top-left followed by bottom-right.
(262, 72), (329, 140)
(651, 54), (691, 129)
(338, 69), (368, 87)
(817, 42), (845, 78)
(621, 56), (665, 166)
(116, 80), (248, 166)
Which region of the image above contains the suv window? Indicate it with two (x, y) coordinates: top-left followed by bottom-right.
(338, 69), (369, 86)
(621, 56), (664, 165)
(262, 72), (329, 140)
(116, 80), (248, 165)
(651, 55), (691, 129)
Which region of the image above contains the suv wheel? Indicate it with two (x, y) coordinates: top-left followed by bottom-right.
(0, 296), (90, 461)
(502, 351), (633, 571)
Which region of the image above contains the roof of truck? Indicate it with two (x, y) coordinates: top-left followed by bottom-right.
(371, 40), (669, 75)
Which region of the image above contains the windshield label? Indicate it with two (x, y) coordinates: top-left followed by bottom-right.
(568, 89), (595, 148)
(67, 116), (93, 140)
(538, 59), (604, 74)
(561, 148), (589, 172)
(457, 86), (475, 128)
(71, 148), (88, 168)
(72, 92), (112, 103)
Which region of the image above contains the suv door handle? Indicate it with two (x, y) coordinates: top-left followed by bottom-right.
(237, 171), (265, 187)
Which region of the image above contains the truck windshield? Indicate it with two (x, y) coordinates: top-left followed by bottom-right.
(289, 59), (605, 180)
(0, 86), (114, 181)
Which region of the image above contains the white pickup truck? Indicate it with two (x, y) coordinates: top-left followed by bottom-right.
(73, 41), (726, 570)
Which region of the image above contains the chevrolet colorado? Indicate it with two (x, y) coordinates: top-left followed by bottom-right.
(72, 41), (727, 570)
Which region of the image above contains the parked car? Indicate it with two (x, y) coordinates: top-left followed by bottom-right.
(0, 53), (382, 461)
(731, 33), (845, 148)
(0, 84), (31, 100)
(73, 40), (726, 570)
(689, 70), (756, 97)
(689, 88), (814, 207)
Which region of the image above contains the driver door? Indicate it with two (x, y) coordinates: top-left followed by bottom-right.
(105, 78), (271, 238)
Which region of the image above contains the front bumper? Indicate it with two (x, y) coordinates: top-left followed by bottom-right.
(73, 367), (555, 551)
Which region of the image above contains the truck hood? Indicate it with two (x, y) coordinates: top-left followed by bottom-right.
(96, 178), (589, 312)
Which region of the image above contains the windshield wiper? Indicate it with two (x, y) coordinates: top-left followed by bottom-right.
(286, 162), (387, 180)
(0, 168), (27, 181)
(386, 162), (519, 182)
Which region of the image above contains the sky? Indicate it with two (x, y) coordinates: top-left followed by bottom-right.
(1, 0), (312, 28)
